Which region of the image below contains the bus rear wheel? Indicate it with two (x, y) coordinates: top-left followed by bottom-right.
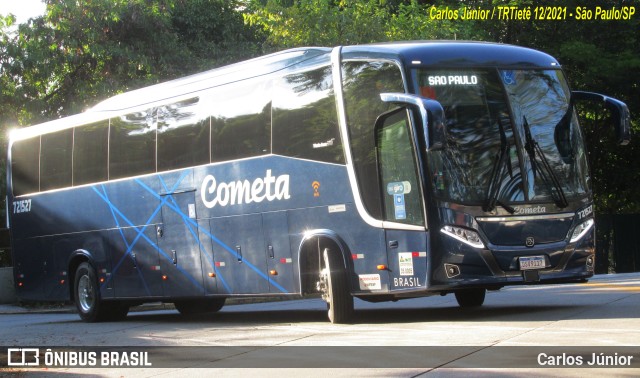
(74, 262), (128, 322)
(454, 288), (486, 308)
(318, 248), (353, 323)
(174, 298), (226, 315)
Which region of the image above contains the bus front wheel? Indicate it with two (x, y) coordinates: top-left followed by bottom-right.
(454, 288), (486, 308)
(319, 248), (353, 323)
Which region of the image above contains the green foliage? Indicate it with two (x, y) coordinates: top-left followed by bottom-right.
(1, 0), (265, 126)
(0, 0), (266, 226)
(1, 0), (639, 216)
(243, 0), (474, 48)
(244, 0), (640, 214)
(172, 0), (265, 69)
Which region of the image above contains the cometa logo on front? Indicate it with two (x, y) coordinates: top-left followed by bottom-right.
(201, 169), (291, 208)
(513, 205), (546, 215)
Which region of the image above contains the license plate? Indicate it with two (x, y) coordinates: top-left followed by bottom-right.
(519, 255), (545, 270)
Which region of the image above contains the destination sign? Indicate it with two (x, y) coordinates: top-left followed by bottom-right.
(427, 75), (478, 86)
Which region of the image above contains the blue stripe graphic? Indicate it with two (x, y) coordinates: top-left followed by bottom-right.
(92, 169), (288, 296)
(100, 185), (152, 296)
(93, 170), (205, 293)
(157, 176), (232, 294)
(138, 177), (288, 293)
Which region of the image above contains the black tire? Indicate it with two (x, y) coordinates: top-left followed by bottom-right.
(174, 298), (226, 315)
(454, 288), (486, 308)
(74, 262), (127, 322)
(108, 302), (130, 321)
(321, 248), (354, 323)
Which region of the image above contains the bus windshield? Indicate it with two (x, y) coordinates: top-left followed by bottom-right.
(413, 68), (590, 207)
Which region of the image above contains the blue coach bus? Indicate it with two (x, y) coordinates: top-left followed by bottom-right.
(7, 42), (630, 323)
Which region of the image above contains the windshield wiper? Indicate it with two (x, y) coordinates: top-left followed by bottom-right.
(484, 119), (515, 214)
(522, 116), (569, 208)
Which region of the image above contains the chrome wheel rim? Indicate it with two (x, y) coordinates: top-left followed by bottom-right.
(77, 274), (94, 313)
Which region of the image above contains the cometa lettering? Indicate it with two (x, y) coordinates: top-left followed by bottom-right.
(514, 205), (546, 215)
(201, 169), (291, 208)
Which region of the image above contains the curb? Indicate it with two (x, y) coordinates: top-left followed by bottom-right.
(0, 296), (295, 315)
(0, 303), (175, 315)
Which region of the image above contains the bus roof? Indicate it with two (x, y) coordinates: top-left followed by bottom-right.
(90, 47), (331, 112)
(343, 41), (561, 69)
(9, 41), (560, 142)
(9, 47), (330, 142)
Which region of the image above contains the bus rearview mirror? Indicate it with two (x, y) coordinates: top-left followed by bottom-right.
(379, 93), (446, 151)
(573, 91), (631, 146)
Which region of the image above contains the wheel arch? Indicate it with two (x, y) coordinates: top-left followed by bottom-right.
(297, 229), (353, 295)
(67, 249), (94, 302)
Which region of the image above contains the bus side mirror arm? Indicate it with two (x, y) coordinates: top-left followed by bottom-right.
(380, 93), (446, 150)
(573, 91), (631, 146)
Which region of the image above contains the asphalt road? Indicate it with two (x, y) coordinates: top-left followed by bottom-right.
(1, 272), (639, 377)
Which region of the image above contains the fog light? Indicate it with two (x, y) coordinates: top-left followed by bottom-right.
(444, 263), (461, 278)
(586, 255), (595, 267)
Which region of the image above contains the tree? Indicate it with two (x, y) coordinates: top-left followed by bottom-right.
(1, 0), (265, 125)
(245, 0), (640, 215)
(243, 0), (472, 49)
(2, 0), (639, 218)
(0, 0), (266, 225)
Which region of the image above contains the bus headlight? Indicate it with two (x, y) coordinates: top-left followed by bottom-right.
(569, 218), (595, 243)
(441, 225), (485, 249)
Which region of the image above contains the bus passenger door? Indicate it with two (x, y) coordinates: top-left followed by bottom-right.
(376, 107), (428, 291)
(263, 211), (295, 293)
(208, 214), (270, 294)
(157, 191), (205, 298)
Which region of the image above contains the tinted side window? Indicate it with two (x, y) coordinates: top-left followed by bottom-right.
(343, 61), (405, 220)
(157, 98), (210, 172)
(272, 66), (344, 164)
(73, 120), (109, 186)
(109, 110), (157, 180)
(40, 129), (73, 191)
(11, 137), (40, 196)
(210, 79), (271, 162)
